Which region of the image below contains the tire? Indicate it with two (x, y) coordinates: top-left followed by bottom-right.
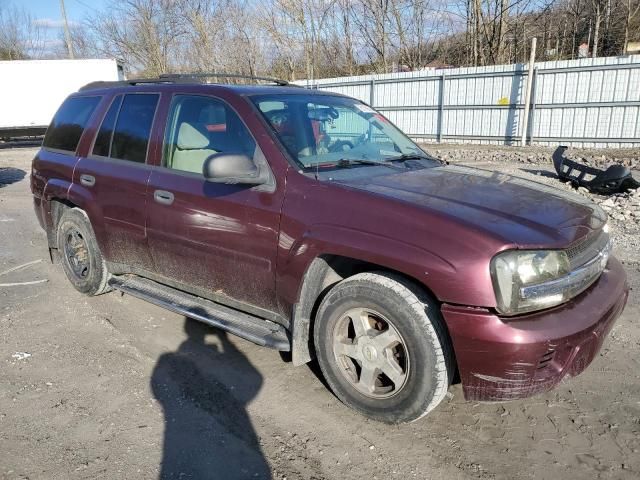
(313, 272), (453, 424)
(56, 208), (110, 296)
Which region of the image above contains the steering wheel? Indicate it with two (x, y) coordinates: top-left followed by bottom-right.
(328, 140), (354, 153)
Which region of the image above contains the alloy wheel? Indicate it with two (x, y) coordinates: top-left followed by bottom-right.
(332, 307), (410, 398)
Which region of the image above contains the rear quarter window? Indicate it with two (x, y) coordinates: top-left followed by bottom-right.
(43, 96), (101, 152)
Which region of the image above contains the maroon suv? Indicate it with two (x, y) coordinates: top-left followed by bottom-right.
(31, 75), (629, 423)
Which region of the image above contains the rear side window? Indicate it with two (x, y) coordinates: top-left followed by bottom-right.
(92, 95), (123, 157)
(110, 94), (159, 163)
(43, 96), (101, 152)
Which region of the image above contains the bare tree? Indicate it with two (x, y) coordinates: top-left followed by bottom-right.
(222, 1), (268, 76)
(623, 0), (640, 52)
(350, 0), (393, 72)
(6, 0), (638, 80)
(591, 0), (602, 56)
(87, 0), (187, 76)
(259, 3), (301, 80)
(178, 0), (226, 72)
(54, 25), (99, 59)
(338, 0), (357, 74)
(0, 4), (46, 60)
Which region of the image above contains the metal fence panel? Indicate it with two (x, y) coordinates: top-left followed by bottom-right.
(297, 55), (640, 148)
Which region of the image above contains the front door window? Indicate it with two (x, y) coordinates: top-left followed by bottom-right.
(163, 95), (256, 175)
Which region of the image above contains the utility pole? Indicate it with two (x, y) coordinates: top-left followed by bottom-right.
(59, 0), (75, 59)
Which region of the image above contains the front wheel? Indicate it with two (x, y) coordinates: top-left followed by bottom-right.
(313, 272), (453, 423)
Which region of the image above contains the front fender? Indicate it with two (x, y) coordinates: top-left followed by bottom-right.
(282, 224), (459, 366)
(279, 223), (458, 310)
(304, 223), (456, 280)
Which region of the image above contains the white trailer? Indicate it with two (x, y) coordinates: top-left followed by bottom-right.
(0, 58), (123, 138)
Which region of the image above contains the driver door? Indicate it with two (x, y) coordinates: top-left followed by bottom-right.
(145, 94), (283, 316)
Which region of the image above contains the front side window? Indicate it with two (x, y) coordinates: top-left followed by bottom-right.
(251, 94), (427, 169)
(163, 95), (256, 175)
(43, 96), (101, 152)
(102, 93), (159, 163)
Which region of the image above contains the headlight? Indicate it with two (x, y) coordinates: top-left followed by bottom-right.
(491, 250), (571, 315)
(491, 242), (611, 315)
(491, 228), (613, 315)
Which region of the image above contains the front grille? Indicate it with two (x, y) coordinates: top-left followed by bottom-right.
(566, 230), (610, 270)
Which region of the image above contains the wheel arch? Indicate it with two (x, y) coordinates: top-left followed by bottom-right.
(46, 182), (105, 254)
(290, 254), (452, 369)
(46, 198), (77, 248)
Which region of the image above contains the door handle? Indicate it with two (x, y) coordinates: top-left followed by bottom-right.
(80, 174), (95, 187)
(154, 190), (174, 206)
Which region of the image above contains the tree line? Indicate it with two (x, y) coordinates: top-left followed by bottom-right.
(1, 0), (639, 80)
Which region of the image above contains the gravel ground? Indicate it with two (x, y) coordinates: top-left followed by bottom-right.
(1, 146), (639, 480)
(427, 143), (640, 170)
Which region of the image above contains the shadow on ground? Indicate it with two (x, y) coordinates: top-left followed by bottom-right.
(151, 317), (270, 479)
(0, 168), (26, 187)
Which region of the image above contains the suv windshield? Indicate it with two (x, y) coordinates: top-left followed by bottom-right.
(251, 94), (432, 169)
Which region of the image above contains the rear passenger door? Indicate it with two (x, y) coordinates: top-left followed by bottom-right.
(74, 93), (160, 272)
(145, 94), (284, 317)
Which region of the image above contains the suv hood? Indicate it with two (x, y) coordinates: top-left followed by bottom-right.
(337, 165), (607, 248)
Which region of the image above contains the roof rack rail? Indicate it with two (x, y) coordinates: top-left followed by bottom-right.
(79, 72), (298, 92)
(158, 72), (293, 86)
(79, 78), (192, 91)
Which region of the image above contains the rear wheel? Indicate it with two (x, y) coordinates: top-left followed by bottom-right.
(313, 272), (453, 423)
(57, 208), (109, 296)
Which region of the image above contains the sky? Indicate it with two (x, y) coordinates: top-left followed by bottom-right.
(14, 0), (109, 56)
(25, 0), (109, 24)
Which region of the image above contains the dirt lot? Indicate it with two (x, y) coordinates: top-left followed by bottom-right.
(1, 146), (639, 480)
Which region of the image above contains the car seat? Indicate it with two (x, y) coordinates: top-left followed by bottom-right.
(171, 122), (218, 174)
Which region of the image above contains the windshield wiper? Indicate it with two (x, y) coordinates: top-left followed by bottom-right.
(337, 158), (403, 170)
(307, 158), (403, 171)
(384, 153), (434, 162)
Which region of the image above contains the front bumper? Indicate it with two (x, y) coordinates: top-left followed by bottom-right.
(441, 256), (628, 401)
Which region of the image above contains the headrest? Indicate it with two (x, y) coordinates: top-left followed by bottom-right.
(176, 123), (209, 150)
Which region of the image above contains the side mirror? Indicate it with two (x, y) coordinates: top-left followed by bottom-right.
(203, 152), (265, 185)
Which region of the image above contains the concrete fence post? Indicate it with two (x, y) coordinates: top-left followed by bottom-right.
(369, 79), (376, 107)
(437, 73), (446, 143)
(527, 67), (539, 144)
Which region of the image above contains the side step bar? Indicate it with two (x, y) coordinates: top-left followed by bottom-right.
(108, 275), (290, 351)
